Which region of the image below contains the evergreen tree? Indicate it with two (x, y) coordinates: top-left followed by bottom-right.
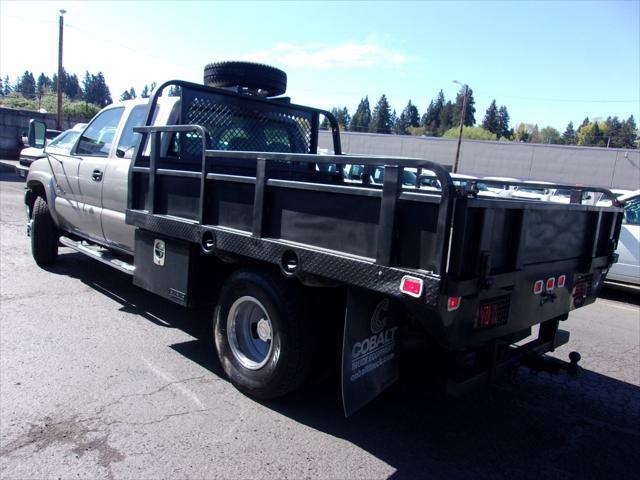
(17, 71), (36, 99)
(2, 76), (11, 96)
(579, 117), (590, 130)
(120, 90), (132, 101)
(36, 73), (52, 95)
(390, 109), (398, 133)
(393, 108), (409, 134)
(51, 67), (68, 96)
(605, 116), (622, 147)
(369, 94), (392, 134)
(497, 105), (511, 139)
(481, 100), (499, 134)
(65, 73), (82, 100)
(83, 71), (112, 107)
(82, 71), (92, 101)
(328, 107), (350, 129)
(591, 122), (602, 146)
(422, 90), (445, 136)
(618, 115), (638, 148)
(350, 96), (371, 132)
(167, 86), (180, 97)
(561, 121), (576, 145)
(396, 101), (419, 135)
(95, 72), (112, 106)
(438, 101), (455, 136)
(402, 100), (419, 128)
(15, 70), (36, 100)
(141, 84), (150, 98)
(129, 87), (137, 99)
(0, 77), (4, 97)
(454, 86), (476, 126)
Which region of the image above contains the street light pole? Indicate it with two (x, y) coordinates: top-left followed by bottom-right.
(453, 81), (468, 173)
(56, 9), (66, 130)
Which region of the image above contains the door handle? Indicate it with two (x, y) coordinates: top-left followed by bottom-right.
(92, 169), (103, 182)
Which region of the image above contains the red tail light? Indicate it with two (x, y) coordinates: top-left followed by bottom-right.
(546, 277), (555, 291)
(447, 296), (461, 311)
(533, 280), (544, 295)
(479, 304), (493, 327)
(557, 275), (566, 288)
(400, 276), (423, 298)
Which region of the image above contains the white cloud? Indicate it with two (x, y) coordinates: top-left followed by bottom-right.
(239, 42), (411, 70)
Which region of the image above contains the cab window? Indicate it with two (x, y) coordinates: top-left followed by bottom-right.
(117, 106), (148, 158)
(76, 107), (124, 156)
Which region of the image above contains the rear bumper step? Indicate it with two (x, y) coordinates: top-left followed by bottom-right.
(59, 236), (135, 275)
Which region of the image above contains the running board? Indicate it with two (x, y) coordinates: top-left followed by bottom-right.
(59, 236), (135, 275)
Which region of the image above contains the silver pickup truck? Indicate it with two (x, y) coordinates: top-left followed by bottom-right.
(24, 62), (623, 416)
(26, 98), (175, 260)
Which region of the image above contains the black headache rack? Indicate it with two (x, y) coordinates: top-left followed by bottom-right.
(125, 81), (623, 324)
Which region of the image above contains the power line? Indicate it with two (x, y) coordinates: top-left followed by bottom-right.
(64, 23), (200, 75)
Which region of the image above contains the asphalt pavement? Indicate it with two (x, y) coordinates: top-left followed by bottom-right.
(1, 170), (639, 479)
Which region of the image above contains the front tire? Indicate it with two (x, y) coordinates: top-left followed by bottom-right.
(213, 269), (313, 399)
(30, 196), (58, 266)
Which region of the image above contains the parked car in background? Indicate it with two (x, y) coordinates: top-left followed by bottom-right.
(481, 176), (520, 197)
(607, 190), (640, 286)
(511, 180), (555, 201)
(18, 123), (86, 178)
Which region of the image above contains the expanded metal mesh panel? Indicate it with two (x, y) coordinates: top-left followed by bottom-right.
(476, 295), (510, 328)
(180, 93), (313, 159)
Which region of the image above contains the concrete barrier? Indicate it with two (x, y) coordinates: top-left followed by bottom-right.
(0, 107), (89, 159)
(320, 130), (640, 190)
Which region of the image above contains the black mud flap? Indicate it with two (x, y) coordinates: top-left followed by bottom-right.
(341, 287), (400, 417)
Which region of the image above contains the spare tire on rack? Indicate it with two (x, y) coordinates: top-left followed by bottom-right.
(203, 61), (287, 97)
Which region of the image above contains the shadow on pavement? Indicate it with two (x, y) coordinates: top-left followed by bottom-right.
(47, 251), (640, 479)
(0, 170), (26, 183)
(600, 285), (640, 306)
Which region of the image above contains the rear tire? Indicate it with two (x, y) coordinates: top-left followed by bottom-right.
(213, 269), (313, 399)
(31, 196), (58, 266)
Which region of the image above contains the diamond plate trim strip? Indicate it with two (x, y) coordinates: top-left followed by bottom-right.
(126, 210), (441, 305)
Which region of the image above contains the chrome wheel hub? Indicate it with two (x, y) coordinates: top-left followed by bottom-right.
(227, 296), (273, 370)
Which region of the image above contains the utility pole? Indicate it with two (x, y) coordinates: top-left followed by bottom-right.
(453, 81), (468, 173)
(56, 9), (66, 130)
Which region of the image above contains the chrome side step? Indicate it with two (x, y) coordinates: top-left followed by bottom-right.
(59, 236), (135, 275)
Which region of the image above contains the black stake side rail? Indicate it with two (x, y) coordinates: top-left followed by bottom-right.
(129, 124), (457, 276)
(468, 178), (621, 205)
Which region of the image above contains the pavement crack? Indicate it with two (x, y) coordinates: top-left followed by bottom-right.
(87, 374), (210, 418)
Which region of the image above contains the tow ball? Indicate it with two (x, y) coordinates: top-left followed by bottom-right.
(523, 351), (581, 376)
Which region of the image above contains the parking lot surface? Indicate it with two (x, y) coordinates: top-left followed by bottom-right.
(1, 170), (639, 479)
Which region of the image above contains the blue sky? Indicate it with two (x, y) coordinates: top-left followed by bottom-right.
(1, 0), (638, 131)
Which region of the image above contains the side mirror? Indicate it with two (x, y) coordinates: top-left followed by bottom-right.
(27, 119), (47, 149)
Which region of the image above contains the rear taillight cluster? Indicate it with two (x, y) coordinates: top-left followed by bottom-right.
(533, 274), (566, 294)
(475, 295), (510, 329)
(572, 274), (593, 308)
